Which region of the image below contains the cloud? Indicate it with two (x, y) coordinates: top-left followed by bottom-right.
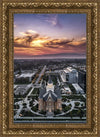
(37, 14), (62, 28)
(45, 15), (57, 25)
(81, 37), (86, 41)
(14, 42), (28, 48)
(15, 31), (40, 47)
(28, 30), (37, 33)
(42, 38), (86, 54)
(46, 15), (62, 28)
(19, 29), (37, 36)
(45, 39), (73, 46)
(14, 30), (86, 58)
(14, 25), (17, 28)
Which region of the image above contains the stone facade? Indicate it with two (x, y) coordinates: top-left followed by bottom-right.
(38, 97), (62, 112)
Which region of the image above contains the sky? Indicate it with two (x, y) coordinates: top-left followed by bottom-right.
(14, 14), (86, 59)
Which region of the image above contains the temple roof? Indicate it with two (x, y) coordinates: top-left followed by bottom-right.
(39, 77), (61, 101)
(43, 90), (57, 101)
(39, 87), (46, 98)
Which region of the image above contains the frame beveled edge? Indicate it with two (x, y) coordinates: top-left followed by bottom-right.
(0, 0), (99, 137)
(9, 8), (91, 129)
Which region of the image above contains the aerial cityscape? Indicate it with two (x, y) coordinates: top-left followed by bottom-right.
(14, 59), (86, 122)
(14, 13), (86, 123)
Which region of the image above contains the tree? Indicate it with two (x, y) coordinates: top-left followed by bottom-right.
(77, 108), (83, 119)
(70, 111), (73, 118)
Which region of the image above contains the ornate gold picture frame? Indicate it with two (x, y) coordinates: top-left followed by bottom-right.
(0, 0), (100, 137)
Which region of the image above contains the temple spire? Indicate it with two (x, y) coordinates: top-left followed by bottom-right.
(48, 75), (53, 84)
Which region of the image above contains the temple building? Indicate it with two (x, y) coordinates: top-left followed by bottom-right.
(38, 75), (62, 117)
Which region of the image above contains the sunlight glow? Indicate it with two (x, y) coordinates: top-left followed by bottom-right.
(31, 39), (46, 47)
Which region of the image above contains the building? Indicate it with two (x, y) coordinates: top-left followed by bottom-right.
(15, 72), (35, 84)
(72, 83), (84, 94)
(14, 85), (29, 96)
(38, 75), (62, 117)
(78, 70), (86, 92)
(61, 67), (78, 83)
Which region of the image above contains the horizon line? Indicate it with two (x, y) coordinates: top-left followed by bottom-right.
(14, 57), (86, 60)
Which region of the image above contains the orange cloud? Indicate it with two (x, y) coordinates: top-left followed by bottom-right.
(14, 30), (86, 58)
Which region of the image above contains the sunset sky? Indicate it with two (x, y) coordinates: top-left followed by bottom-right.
(14, 14), (86, 59)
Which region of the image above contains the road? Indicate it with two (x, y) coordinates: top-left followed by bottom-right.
(35, 65), (46, 85)
(56, 100), (84, 116)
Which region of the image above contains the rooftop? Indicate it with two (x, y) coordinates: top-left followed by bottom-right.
(64, 67), (77, 73)
(18, 73), (35, 78)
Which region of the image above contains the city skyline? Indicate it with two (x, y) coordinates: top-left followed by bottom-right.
(14, 14), (86, 59)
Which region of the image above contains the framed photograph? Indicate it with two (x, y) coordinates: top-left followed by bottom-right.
(0, 0), (100, 137)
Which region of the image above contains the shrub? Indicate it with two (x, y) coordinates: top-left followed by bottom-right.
(75, 102), (80, 107)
